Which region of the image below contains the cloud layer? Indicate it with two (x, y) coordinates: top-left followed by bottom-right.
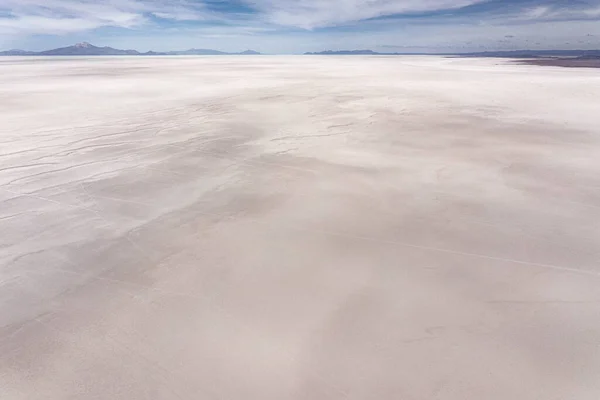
(1, 0), (600, 51)
(245, 0), (486, 29)
(0, 0), (501, 35)
(0, 0), (210, 34)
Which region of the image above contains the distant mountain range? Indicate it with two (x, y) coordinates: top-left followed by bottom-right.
(0, 42), (261, 56)
(3, 43), (599, 58)
(0, 49), (38, 56)
(305, 49), (600, 58)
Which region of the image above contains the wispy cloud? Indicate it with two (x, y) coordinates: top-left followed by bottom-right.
(0, 0), (211, 35)
(240, 0), (487, 29)
(519, 1), (600, 22)
(0, 0), (511, 35)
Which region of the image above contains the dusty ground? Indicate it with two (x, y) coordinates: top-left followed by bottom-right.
(1, 56), (600, 399)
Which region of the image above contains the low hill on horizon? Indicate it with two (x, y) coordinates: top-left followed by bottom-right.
(305, 49), (600, 57)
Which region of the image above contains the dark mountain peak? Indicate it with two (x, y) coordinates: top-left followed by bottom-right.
(36, 43), (140, 56)
(239, 50), (261, 55)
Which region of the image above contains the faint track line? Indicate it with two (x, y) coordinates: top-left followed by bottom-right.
(6, 183), (599, 279)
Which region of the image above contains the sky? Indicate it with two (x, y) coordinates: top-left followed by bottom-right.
(1, 0), (600, 53)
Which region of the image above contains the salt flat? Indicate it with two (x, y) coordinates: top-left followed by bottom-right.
(1, 56), (600, 399)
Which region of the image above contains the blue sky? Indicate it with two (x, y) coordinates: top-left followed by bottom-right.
(1, 0), (599, 53)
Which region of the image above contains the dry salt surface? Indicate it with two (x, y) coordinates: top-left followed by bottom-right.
(1, 55), (600, 399)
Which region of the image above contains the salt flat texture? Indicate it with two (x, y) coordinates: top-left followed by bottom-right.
(1, 56), (600, 399)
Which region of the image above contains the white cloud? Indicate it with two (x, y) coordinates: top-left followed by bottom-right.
(0, 15), (115, 35)
(0, 0), (493, 35)
(526, 6), (551, 19)
(520, 1), (600, 22)
(242, 0), (487, 29)
(0, 0), (210, 35)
